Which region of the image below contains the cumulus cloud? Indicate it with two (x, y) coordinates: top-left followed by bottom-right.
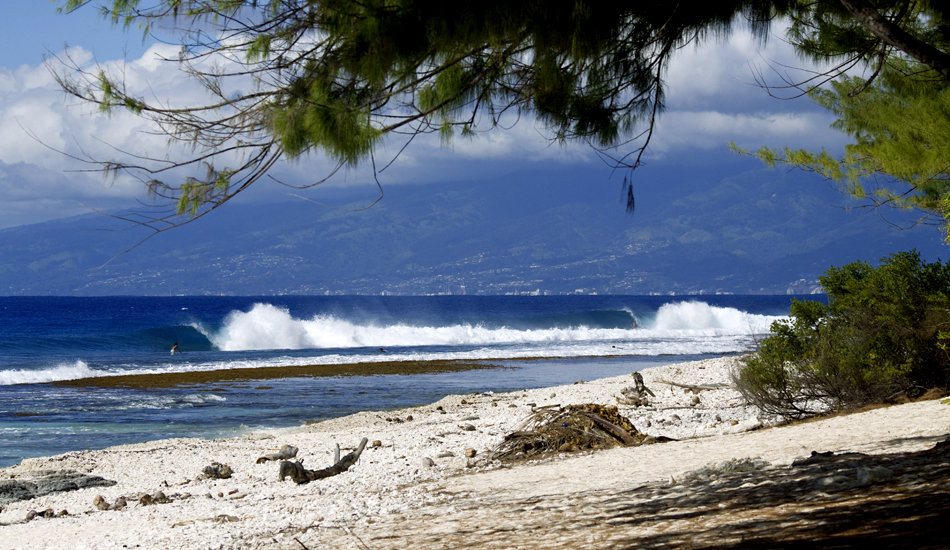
(380, 116), (597, 169)
(641, 23), (849, 160)
(0, 46), (211, 227)
(648, 109), (843, 157)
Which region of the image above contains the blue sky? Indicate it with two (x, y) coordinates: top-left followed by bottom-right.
(0, 3), (849, 230)
(2, 4), (150, 69)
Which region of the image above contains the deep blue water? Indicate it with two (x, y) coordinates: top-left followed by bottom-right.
(0, 295), (815, 467)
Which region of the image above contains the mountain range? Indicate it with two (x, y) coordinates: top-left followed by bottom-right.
(2, 162), (946, 296)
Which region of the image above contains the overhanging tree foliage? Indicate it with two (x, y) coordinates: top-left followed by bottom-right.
(750, 63), (950, 234)
(53, 0), (950, 235)
(736, 1), (950, 238)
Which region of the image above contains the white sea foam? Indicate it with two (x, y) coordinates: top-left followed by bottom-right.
(0, 360), (99, 385)
(650, 301), (782, 333)
(182, 393), (227, 403)
(196, 301), (781, 352)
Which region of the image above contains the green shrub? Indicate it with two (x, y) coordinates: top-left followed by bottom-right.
(735, 250), (950, 419)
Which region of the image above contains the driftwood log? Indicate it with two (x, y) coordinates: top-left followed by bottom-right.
(278, 438), (368, 484)
(634, 373), (656, 396)
(657, 379), (732, 393)
(256, 445), (299, 464)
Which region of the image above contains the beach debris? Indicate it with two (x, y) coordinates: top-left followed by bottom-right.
(491, 404), (647, 461)
(464, 448), (477, 458)
(202, 462), (233, 479)
(24, 508), (65, 521)
(138, 491), (172, 506)
(618, 373), (655, 407)
(0, 470), (116, 507)
(243, 432), (276, 441)
(617, 387), (650, 407)
(657, 379), (732, 393)
(681, 457), (770, 482)
(93, 495), (130, 511)
(279, 438), (368, 484)
(256, 445), (298, 464)
(172, 514), (240, 528)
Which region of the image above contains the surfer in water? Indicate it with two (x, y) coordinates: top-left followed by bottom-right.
(171, 342), (182, 355)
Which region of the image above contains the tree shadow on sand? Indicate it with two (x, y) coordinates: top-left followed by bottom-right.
(576, 435), (950, 549)
(339, 434), (950, 550)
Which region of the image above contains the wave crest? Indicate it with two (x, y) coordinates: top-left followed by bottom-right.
(0, 360), (98, 385)
(196, 301), (782, 352)
(651, 301), (781, 332)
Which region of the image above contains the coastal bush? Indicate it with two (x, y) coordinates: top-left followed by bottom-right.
(735, 250), (950, 419)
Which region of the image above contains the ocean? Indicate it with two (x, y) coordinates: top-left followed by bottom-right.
(0, 295), (807, 468)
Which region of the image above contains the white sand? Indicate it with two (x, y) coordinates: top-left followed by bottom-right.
(1, 356), (948, 549)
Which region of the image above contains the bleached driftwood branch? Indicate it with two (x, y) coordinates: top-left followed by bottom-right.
(256, 445), (298, 464)
(278, 438), (368, 484)
(656, 380), (732, 392)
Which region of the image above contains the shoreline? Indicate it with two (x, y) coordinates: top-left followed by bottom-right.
(2, 356), (949, 549)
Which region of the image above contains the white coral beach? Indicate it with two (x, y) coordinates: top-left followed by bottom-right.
(1, 357), (948, 549)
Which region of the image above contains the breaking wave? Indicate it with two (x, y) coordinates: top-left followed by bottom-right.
(0, 361), (98, 385)
(196, 301), (783, 352)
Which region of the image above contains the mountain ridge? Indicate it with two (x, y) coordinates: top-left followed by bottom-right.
(1, 165), (945, 295)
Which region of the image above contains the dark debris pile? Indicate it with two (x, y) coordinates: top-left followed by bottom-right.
(492, 404), (648, 461)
